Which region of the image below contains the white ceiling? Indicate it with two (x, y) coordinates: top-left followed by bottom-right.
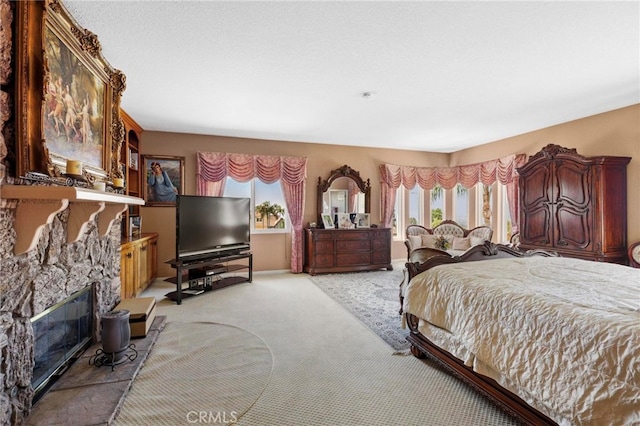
(63, 1), (639, 153)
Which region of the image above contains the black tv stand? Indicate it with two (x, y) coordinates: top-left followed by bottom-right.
(165, 252), (252, 304)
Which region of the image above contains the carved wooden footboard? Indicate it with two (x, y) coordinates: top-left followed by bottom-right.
(403, 242), (558, 425)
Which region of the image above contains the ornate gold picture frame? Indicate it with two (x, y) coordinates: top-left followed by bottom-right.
(142, 155), (185, 206)
(14, 0), (126, 182)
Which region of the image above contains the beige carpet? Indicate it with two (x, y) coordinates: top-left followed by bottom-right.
(115, 321), (273, 425)
(116, 269), (518, 426)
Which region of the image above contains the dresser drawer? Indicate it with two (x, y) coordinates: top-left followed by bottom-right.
(313, 254), (334, 267)
(345, 231), (371, 240)
(336, 239), (371, 252)
(314, 240), (334, 254)
(313, 231), (335, 240)
(372, 238), (389, 250)
(336, 253), (370, 266)
(372, 250), (390, 264)
(373, 230), (390, 239)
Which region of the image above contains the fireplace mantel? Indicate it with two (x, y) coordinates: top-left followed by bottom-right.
(1, 185), (145, 255)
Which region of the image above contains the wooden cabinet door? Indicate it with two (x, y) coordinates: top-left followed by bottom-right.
(147, 236), (158, 284)
(120, 244), (136, 299)
(553, 160), (593, 251)
(138, 240), (148, 296)
(519, 162), (554, 247)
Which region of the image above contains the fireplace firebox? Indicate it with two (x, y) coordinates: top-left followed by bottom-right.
(30, 286), (93, 402)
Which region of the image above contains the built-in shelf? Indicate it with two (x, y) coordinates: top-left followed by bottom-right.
(1, 184), (145, 255)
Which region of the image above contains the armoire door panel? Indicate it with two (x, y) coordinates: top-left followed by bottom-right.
(554, 161), (591, 208)
(521, 207), (552, 245)
(555, 207), (591, 250)
(522, 166), (552, 208)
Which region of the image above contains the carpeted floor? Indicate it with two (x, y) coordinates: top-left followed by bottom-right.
(115, 321), (273, 425)
(308, 268), (409, 351)
(122, 272), (518, 426)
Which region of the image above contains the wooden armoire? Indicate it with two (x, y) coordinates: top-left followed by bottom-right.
(517, 144), (631, 264)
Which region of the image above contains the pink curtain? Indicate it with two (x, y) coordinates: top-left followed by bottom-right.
(379, 154), (527, 230)
(347, 180), (360, 212)
(196, 152), (308, 273)
(378, 164), (400, 228)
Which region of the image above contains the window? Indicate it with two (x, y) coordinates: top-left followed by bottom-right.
(430, 185), (444, 228)
(392, 188), (403, 238)
(477, 183), (492, 227)
(475, 182), (512, 243)
(408, 186), (422, 226)
(224, 177), (288, 232)
(500, 184), (512, 243)
(453, 184), (468, 228)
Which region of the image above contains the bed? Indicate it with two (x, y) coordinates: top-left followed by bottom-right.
(401, 242), (640, 425)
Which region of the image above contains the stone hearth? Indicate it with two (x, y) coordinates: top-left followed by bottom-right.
(24, 315), (166, 426)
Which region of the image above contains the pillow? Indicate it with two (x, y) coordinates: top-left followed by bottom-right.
(433, 235), (453, 250)
(420, 234), (438, 249)
(452, 237), (471, 251)
(470, 236), (485, 247)
(408, 235), (422, 250)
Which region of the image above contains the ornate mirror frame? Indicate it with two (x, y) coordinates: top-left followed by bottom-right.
(317, 164), (371, 225)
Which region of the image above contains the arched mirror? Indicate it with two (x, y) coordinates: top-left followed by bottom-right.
(317, 165), (371, 227)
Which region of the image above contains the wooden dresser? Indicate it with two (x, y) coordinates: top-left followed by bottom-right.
(517, 144), (630, 264)
(304, 228), (393, 275)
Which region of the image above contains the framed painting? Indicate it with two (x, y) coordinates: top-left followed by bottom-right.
(142, 155), (185, 206)
(14, 1), (126, 182)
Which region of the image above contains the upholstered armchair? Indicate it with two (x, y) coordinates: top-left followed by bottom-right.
(629, 242), (640, 268)
(509, 232), (521, 249)
(404, 220), (493, 260)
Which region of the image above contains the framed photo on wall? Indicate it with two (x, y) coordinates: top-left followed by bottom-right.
(142, 155), (185, 206)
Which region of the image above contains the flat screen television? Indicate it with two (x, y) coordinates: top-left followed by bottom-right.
(176, 195), (250, 261)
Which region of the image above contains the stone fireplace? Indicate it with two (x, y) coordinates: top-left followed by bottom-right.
(0, 1), (143, 423)
(0, 196), (127, 425)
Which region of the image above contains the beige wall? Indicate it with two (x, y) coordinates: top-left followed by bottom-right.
(140, 104), (639, 276)
(451, 104), (639, 243)
(141, 134), (450, 276)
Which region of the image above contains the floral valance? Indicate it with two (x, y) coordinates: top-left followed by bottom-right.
(379, 153), (527, 190)
(196, 152), (307, 188)
(196, 152), (308, 273)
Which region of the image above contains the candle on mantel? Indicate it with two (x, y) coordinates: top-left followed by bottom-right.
(66, 160), (82, 175)
(93, 181), (106, 192)
(113, 178), (125, 188)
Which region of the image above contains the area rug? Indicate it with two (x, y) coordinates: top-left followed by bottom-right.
(308, 268), (409, 351)
(115, 321), (273, 425)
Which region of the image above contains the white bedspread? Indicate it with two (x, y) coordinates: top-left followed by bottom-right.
(402, 256), (640, 425)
